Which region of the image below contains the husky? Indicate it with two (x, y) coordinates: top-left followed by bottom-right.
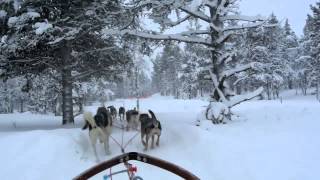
(82, 107), (112, 162)
(126, 108), (140, 131)
(107, 106), (117, 123)
(140, 110), (162, 151)
(118, 106), (125, 121)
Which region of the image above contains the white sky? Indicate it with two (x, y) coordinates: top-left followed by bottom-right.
(239, 0), (318, 36)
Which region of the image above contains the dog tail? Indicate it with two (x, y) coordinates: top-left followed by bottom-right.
(83, 112), (97, 128)
(148, 110), (157, 120)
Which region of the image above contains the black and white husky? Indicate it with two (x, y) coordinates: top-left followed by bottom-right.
(139, 110), (162, 151)
(126, 108), (140, 131)
(107, 106), (117, 123)
(82, 107), (112, 161)
(118, 106), (125, 121)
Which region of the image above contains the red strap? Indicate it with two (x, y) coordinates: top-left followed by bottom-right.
(129, 166), (137, 173)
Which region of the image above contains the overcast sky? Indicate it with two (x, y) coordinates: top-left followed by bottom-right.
(239, 0), (318, 36)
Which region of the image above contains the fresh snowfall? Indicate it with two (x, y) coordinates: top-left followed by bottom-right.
(1, 0), (320, 180)
(1, 91), (320, 179)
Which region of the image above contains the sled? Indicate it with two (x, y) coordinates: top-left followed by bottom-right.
(73, 152), (199, 180)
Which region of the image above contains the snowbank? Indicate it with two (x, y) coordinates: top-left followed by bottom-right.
(0, 94), (320, 179)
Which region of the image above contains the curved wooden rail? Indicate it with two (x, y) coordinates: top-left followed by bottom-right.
(73, 152), (200, 180)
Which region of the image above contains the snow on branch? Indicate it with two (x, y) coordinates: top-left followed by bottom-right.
(221, 15), (265, 22)
(227, 87), (263, 107)
(180, 30), (211, 36)
(220, 63), (255, 80)
(102, 29), (211, 46)
(164, 14), (191, 27)
(223, 21), (266, 32)
(180, 6), (211, 22)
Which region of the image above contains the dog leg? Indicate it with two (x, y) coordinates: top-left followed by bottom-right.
(104, 137), (111, 155)
(105, 127), (111, 155)
(91, 141), (99, 162)
(144, 135), (150, 151)
(141, 133), (146, 146)
(156, 135), (160, 146)
(151, 135), (155, 149)
(90, 132), (100, 162)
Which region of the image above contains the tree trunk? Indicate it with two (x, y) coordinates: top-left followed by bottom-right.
(287, 77), (293, 89)
(62, 68), (74, 125)
(266, 81), (271, 100)
(20, 98), (24, 113)
(317, 82), (319, 101)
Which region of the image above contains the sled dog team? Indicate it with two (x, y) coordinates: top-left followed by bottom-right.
(82, 106), (162, 161)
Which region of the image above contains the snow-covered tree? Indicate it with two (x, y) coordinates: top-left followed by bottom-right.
(282, 19), (299, 90)
(309, 2), (320, 96)
(0, 76), (27, 113)
(152, 43), (182, 97)
(0, 0), (132, 124)
(103, 0), (266, 123)
(235, 14), (290, 100)
(27, 72), (60, 114)
(294, 15), (313, 95)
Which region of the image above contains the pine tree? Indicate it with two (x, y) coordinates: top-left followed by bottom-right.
(152, 43), (182, 97)
(309, 2), (320, 95)
(0, 0), (132, 124)
(235, 14), (289, 100)
(283, 19), (299, 89)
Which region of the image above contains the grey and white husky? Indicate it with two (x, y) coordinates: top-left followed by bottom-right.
(139, 110), (162, 151)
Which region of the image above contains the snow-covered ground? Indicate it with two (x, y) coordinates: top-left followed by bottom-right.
(0, 93), (320, 180)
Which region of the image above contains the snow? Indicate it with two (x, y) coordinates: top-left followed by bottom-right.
(189, 0), (203, 11)
(1, 35), (7, 43)
(1, 93), (320, 179)
(102, 29), (211, 46)
(26, 12), (41, 19)
(4, 0), (22, 12)
(206, 101), (229, 121)
(7, 16), (18, 27)
(0, 10), (7, 19)
(227, 87), (264, 107)
(221, 15), (266, 22)
(7, 12), (40, 28)
(33, 21), (53, 35)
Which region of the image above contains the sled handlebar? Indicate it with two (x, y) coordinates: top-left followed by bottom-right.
(73, 152), (200, 180)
